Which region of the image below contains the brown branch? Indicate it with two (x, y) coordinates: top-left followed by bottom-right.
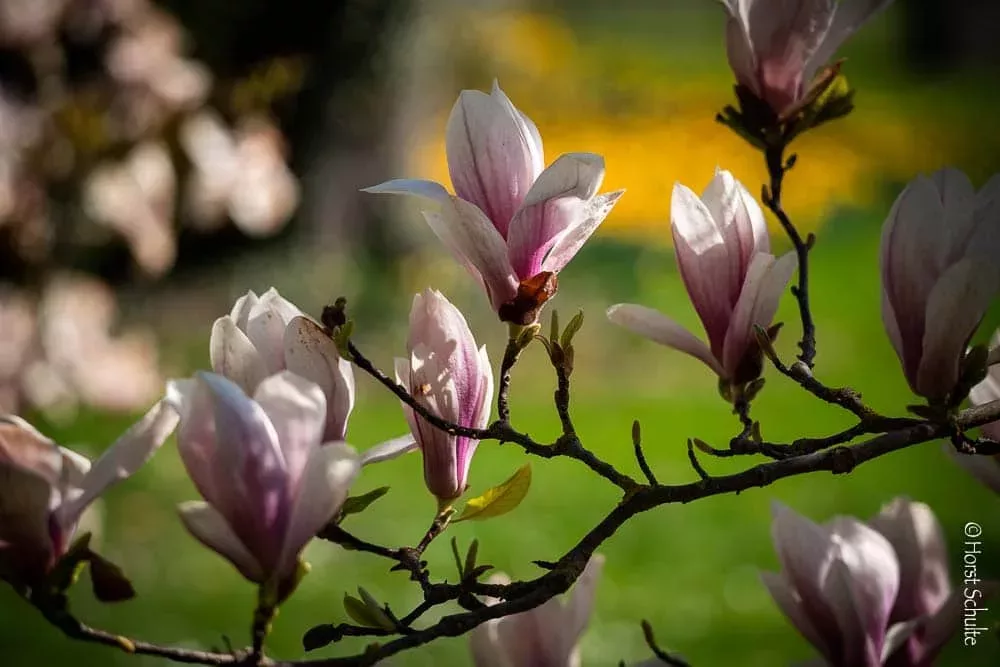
(37, 604), (253, 665)
(281, 399), (1000, 667)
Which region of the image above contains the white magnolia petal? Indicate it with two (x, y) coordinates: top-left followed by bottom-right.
(361, 433), (418, 467)
(253, 371), (327, 484)
(229, 290), (259, 329)
(671, 182), (734, 352)
(393, 190), (520, 312)
(178, 500), (264, 582)
(275, 442), (359, 578)
(721, 252), (775, 377)
(607, 303), (725, 377)
(507, 153), (607, 279)
(447, 86), (543, 236)
(284, 316), (355, 442)
(803, 0), (892, 84)
(59, 400), (178, 529)
(210, 316), (268, 394)
(542, 189), (624, 274)
(246, 299), (292, 374)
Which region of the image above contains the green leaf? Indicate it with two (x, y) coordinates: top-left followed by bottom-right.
(343, 592), (394, 630)
(454, 464), (532, 522)
(560, 310), (584, 349)
(340, 487), (390, 518)
(464, 539), (479, 580)
(450, 537), (464, 578)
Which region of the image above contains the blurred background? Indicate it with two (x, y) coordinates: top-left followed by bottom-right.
(1, 0), (999, 664)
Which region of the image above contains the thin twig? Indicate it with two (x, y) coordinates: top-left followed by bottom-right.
(346, 339), (638, 491)
(686, 440), (709, 481)
(763, 145), (816, 368)
(632, 420), (659, 486)
(641, 620), (691, 667)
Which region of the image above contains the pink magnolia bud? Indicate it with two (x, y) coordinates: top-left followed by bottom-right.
(721, 0), (893, 116)
(869, 498), (961, 667)
(395, 289), (493, 502)
(762, 503), (899, 667)
(210, 287), (355, 441)
(608, 169), (796, 387)
(0, 403), (177, 583)
(364, 81), (623, 321)
(470, 554), (604, 667)
(881, 169), (1000, 402)
(167, 371), (360, 587)
(954, 330), (1000, 493)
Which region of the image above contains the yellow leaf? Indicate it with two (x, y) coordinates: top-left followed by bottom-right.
(454, 464), (532, 522)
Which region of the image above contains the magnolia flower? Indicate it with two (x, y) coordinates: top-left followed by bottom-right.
(210, 288), (354, 441)
(608, 169), (796, 389)
(0, 402), (177, 583)
(166, 371), (359, 588)
(470, 554), (604, 667)
(954, 331), (1000, 493)
(762, 503), (900, 667)
(364, 81), (623, 323)
(721, 0), (893, 116)
(881, 168), (1000, 402)
(869, 498), (961, 667)
(395, 289), (492, 502)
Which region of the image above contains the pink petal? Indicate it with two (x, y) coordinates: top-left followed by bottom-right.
(723, 8), (760, 95)
(284, 316), (355, 442)
(58, 400), (178, 530)
(210, 316), (268, 394)
(722, 251), (796, 379)
(803, 0), (895, 85)
(607, 303), (725, 377)
(364, 179), (518, 311)
(446, 84), (544, 237)
(275, 442), (358, 580)
(178, 500), (264, 583)
(917, 259), (998, 399)
(771, 503), (842, 623)
(761, 570), (834, 659)
(253, 371), (326, 490)
(826, 517), (900, 666)
(702, 169), (770, 290)
(671, 182), (734, 355)
(868, 498), (950, 622)
(881, 175), (949, 379)
(507, 153), (606, 279)
(541, 189), (624, 274)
